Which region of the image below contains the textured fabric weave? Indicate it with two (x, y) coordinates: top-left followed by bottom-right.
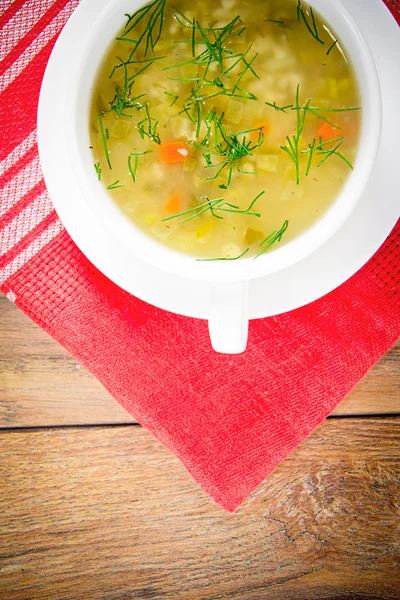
(0, 0), (399, 511)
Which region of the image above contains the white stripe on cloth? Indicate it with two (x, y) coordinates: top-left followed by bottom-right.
(0, 218), (63, 285)
(0, 155), (42, 218)
(0, 129), (37, 178)
(0, 0), (17, 17)
(0, 1), (78, 93)
(0, 0), (55, 62)
(0, 189), (53, 257)
(6, 290), (17, 302)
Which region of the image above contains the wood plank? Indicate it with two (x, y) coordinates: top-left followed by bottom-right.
(0, 295), (135, 426)
(0, 295), (399, 427)
(0, 419), (399, 600)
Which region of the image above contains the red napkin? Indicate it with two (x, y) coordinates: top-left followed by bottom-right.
(0, 0), (399, 511)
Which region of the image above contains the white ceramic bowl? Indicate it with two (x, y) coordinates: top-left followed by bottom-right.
(65, 0), (381, 286)
(41, 0), (382, 352)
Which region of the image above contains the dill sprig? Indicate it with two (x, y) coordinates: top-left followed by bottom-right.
(123, 0), (167, 59)
(280, 85), (309, 185)
(107, 84), (146, 117)
(128, 150), (153, 182)
(191, 115), (264, 188)
(164, 91), (178, 106)
(302, 137), (354, 170)
(305, 139), (315, 176)
(197, 248), (249, 261)
(267, 89), (360, 181)
(326, 39), (338, 55)
(107, 180), (124, 190)
(98, 115), (111, 170)
(137, 104), (161, 144)
(297, 0), (324, 45)
(109, 55), (166, 80)
(161, 191), (265, 224)
(164, 13), (258, 104)
(197, 217), (289, 261)
(94, 162), (102, 180)
(254, 220), (289, 258)
(265, 101), (294, 112)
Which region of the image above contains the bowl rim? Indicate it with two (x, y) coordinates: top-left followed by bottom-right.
(65, 0), (382, 283)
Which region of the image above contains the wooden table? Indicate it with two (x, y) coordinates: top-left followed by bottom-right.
(0, 294), (399, 600)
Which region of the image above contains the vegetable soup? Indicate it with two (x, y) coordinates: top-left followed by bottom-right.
(90, 0), (361, 260)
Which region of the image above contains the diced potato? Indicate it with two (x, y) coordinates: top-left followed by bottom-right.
(181, 63), (197, 78)
(224, 100), (244, 125)
(221, 0), (236, 9)
(193, 174), (203, 189)
(110, 119), (131, 140)
(184, 157), (197, 171)
(221, 244), (243, 258)
(256, 154), (279, 172)
(244, 227), (264, 244)
(170, 116), (194, 139)
(241, 161), (255, 173)
(144, 213), (159, 225)
(148, 85), (168, 104)
(329, 77), (338, 99)
(169, 21), (179, 34)
(195, 221), (213, 240)
(150, 220), (177, 241)
(151, 104), (177, 123)
(282, 181), (304, 201)
(150, 163), (165, 182)
(338, 78), (351, 94)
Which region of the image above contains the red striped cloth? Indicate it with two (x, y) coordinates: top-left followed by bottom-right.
(0, 0), (399, 511)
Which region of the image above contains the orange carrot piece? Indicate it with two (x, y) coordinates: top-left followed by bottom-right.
(317, 121), (341, 142)
(164, 193), (180, 213)
(251, 121), (271, 140)
(160, 141), (188, 164)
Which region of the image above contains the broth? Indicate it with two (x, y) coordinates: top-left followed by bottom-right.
(90, 0), (361, 260)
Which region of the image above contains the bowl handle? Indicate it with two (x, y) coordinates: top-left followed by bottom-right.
(208, 281), (248, 354)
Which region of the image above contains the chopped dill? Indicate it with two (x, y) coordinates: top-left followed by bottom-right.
(316, 141), (343, 167)
(161, 191), (265, 223)
(98, 115), (111, 170)
(297, 0), (324, 45)
(190, 115), (265, 187)
(265, 101), (293, 112)
(115, 37), (138, 43)
(254, 220), (289, 258)
(302, 136), (353, 172)
(107, 180), (124, 189)
(128, 150), (152, 182)
(326, 39), (338, 55)
(267, 19), (284, 24)
(137, 104), (161, 144)
(197, 248), (250, 261)
(123, 0), (167, 58)
(280, 85), (309, 184)
(163, 14), (258, 105)
(305, 139), (315, 176)
(94, 162), (102, 180)
(164, 91), (179, 106)
(268, 86), (359, 182)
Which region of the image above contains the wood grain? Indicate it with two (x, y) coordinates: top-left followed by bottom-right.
(0, 295), (399, 428)
(0, 295), (135, 427)
(0, 420), (399, 600)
